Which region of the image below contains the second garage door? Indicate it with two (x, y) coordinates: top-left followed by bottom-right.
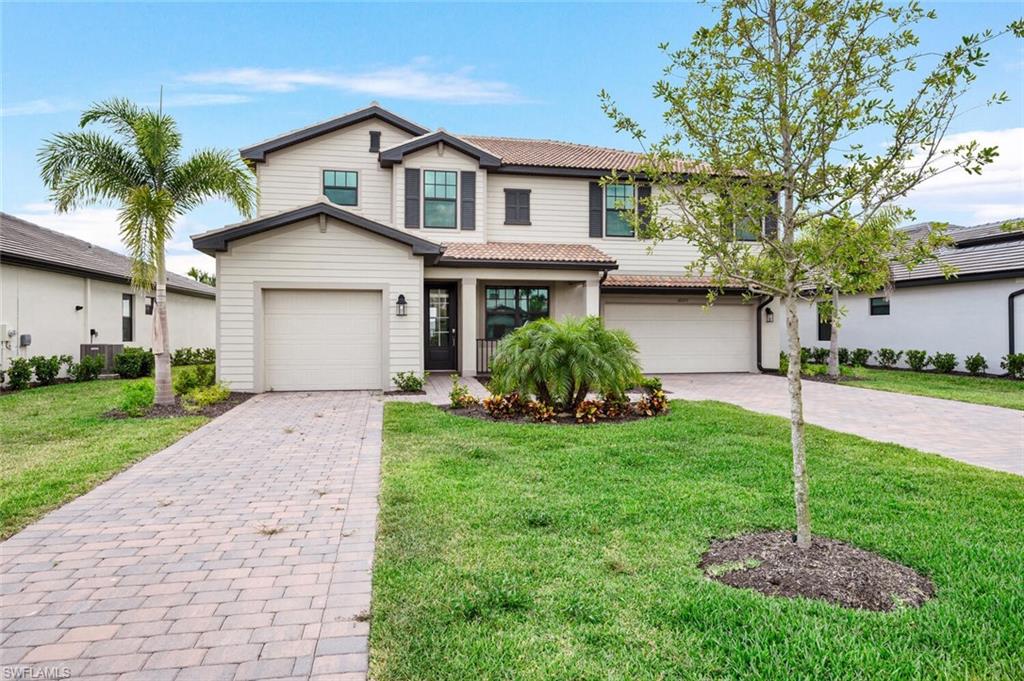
(263, 289), (382, 391)
(604, 300), (753, 373)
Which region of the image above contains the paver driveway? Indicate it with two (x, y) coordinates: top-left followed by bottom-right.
(662, 373), (1023, 475)
(1, 391), (381, 681)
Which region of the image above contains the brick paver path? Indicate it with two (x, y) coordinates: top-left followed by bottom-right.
(661, 373), (1023, 475)
(1, 391), (381, 680)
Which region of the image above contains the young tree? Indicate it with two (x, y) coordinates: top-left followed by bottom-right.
(603, 1), (1021, 547)
(39, 99), (256, 404)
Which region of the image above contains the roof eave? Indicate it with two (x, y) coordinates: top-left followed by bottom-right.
(378, 131), (502, 169)
(434, 257), (617, 271)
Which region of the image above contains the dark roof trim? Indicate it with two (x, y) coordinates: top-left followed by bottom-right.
(434, 257), (617, 271)
(379, 131), (502, 169)
(191, 203), (443, 257)
(0, 252), (215, 299)
(491, 164), (650, 180)
(601, 284), (746, 293)
(240, 106), (429, 162)
(893, 268), (1024, 289)
(955, 231), (1024, 248)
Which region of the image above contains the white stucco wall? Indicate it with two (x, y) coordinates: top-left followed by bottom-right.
(0, 262), (215, 371)
(794, 277), (1024, 372)
(215, 215), (424, 392)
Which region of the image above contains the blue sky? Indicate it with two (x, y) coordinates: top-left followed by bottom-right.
(2, 1), (1022, 276)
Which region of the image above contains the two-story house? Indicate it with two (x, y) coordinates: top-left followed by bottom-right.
(192, 104), (780, 391)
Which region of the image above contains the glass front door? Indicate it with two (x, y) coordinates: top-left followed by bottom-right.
(425, 284), (458, 370)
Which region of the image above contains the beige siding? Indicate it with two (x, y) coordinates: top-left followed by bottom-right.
(0, 263), (214, 372)
(216, 216), (423, 392)
(486, 174), (701, 273)
(256, 119), (415, 222)
(392, 145), (487, 242)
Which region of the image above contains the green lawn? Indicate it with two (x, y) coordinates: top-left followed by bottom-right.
(0, 373), (206, 538)
(371, 402), (1024, 680)
(842, 367), (1024, 410)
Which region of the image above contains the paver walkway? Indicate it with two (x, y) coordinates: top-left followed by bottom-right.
(661, 373), (1024, 475)
(1, 391), (381, 681)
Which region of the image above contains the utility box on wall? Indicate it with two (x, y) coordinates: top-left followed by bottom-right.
(19, 334), (31, 347)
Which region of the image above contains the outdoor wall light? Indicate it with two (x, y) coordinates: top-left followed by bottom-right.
(765, 308), (774, 323)
(396, 294), (408, 317)
(75, 305), (84, 311)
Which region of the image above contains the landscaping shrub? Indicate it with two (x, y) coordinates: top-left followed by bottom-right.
(171, 347), (216, 366)
(114, 347), (154, 379)
(964, 353), (988, 376)
(905, 350), (929, 371)
(68, 355), (104, 382)
(837, 347), (850, 366)
(930, 352), (957, 373)
(119, 381), (154, 416)
(173, 363), (215, 396)
(526, 400), (558, 423)
(850, 348), (872, 367)
(634, 390), (670, 417)
(28, 355), (70, 386)
(778, 351), (790, 374)
(448, 374), (478, 409)
(6, 358), (32, 390)
(489, 316), (642, 412)
(481, 393), (524, 419)
(799, 347), (811, 365)
(809, 347), (829, 364)
(876, 348), (902, 368)
(637, 375), (663, 393)
(1001, 353), (1024, 379)
(394, 371), (428, 392)
(181, 383), (231, 412)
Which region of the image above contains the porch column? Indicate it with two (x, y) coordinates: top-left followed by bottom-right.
(584, 278), (601, 317)
(460, 277), (477, 377)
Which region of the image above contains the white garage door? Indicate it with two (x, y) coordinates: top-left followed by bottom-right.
(604, 301), (753, 373)
(263, 289), (382, 391)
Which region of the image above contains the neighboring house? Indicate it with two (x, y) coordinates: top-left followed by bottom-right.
(799, 219), (1024, 372)
(192, 103), (779, 392)
(0, 212), (216, 372)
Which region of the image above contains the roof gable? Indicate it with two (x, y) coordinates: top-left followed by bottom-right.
(379, 131), (502, 169)
(191, 202), (443, 257)
(240, 105), (429, 162)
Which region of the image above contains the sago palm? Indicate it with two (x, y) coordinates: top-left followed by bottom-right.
(38, 98), (256, 404)
(490, 316), (642, 411)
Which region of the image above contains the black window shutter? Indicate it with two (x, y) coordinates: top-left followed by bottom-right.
(637, 184), (652, 230)
(588, 182), (603, 238)
(765, 192), (779, 238)
(369, 131), (381, 153)
(518, 190), (530, 224)
(404, 168), (420, 229)
(504, 189), (530, 225)
(817, 305), (832, 342)
(461, 171), (476, 230)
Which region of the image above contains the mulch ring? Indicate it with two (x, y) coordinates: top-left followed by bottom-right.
(443, 403), (656, 426)
(104, 392), (253, 420)
(699, 530), (934, 612)
(383, 389), (426, 396)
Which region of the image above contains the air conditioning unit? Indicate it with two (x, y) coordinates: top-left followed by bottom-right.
(80, 344), (124, 372)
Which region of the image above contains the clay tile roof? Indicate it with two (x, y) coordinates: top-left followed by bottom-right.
(439, 241), (616, 269)
(460, 135), (705, 174)
(602, 273), (743, 290)
(0, 212), (215, 298)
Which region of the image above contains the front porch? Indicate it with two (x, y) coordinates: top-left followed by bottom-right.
(423, 268), (603, 377)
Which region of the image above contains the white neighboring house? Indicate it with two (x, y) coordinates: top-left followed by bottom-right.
(190, 104), (780, 393)
(798, 219), (1024, 373)
(0, 212), (216, 374)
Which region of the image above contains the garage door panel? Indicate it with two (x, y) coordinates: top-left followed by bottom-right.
(605, 301), (752, 373)
(263, 289), (382, 391)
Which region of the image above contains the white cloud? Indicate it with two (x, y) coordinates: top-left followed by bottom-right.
(0, 98), (76, 116)
(900, 127), (1024, 224)
(181, 58), (524, 104)
(14, 203), (214, 279)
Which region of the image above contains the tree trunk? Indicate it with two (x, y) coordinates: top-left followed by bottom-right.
(784, 294), (812, 549)
(153, 249), (174, 405)
(827, 289), (840, 381)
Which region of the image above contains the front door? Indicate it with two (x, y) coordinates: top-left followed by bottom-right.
(425, 284), (458, 370)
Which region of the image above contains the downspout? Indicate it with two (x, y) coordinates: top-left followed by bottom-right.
(756, 295), (774, 372)
(1010, 287), (1024, 355)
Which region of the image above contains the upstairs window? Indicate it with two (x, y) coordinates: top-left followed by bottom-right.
(122, 294), (134, 342)
(424, 170), (457, 228)
(605, 184), (635, 237)
(735, 216), (762, 241)
(323, 170), (358, 206)
(870, 296), (890, 316)
(504, 188), (531, 225)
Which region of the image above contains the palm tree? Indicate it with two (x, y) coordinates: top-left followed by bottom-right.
(38, 98), (256, 405)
